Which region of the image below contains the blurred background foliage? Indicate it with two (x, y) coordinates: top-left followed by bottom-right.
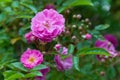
(0, 0), (120, 80)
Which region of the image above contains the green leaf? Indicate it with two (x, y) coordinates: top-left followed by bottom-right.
(56, 0), (63, 5)
(73, 56), (80, 71)
(0, 71), (4, 80)
(11, 1), (19, 8)
(3, 70), (16, 78)
(88, 30), (104, 40)
(20, 3), (37, 13)
(95, 24), (110, 30)
(10, 62), (28, 72)
(107, 66), (116, 79)
(59, 47), (63, 53)
(3, 70), (24, 80)
(80, 63), (93, 75)
(68, 0), (93, 7)
(0, 0), (11, 2)
(16, 15), (33, 19)
(0, 13), (6, 22)
(77, 48), (110, 56)
(25, 71), (42, 78)
(31, 64), (47, 71)
(76, 43), (82, 50)
(68, 44), (75, 54)
(58, 0), (93, 13)
(0, 59), (16, 69)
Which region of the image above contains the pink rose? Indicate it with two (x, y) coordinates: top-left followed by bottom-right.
(31, 9), (65, 42)
(20, 48), (43, 69)
(24, 31), (38, 43)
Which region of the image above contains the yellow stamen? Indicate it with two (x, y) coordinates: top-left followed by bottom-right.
(28, 57), (35, 63)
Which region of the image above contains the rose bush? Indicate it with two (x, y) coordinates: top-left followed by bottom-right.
(0, 0), (120, 80)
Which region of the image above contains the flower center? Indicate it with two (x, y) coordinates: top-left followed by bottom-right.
(43, 20), (50, 28)
(28, 56), (35, 63)
(44, 23), (49, 28)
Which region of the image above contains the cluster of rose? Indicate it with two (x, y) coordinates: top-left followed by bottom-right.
(20, 9), (118, 80)
(21, 9), (69, 80)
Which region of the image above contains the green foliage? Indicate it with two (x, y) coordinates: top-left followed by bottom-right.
(77, 48), (110, 56)
(73, 56), (80, 71)
(25, 71), (42, 78)
(30, 64), (47, 71)
(20, 2), (37, 14)
(10, 62), (28, 72)
(3, 62), (47, 79)
(3, 71), (24, 80)
(58, 0), (93, 13)
(0, 0), (120, 80)
(107, 66), (116, 79)
(68, 44), (75, 54)
(95, 24), (110, 31)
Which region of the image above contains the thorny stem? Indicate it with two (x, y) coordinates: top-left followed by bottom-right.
(41, 41), (46, 52)
(34, 40), (40, 50)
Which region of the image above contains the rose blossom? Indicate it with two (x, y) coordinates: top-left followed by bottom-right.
(61, 47), (68, 55)
(95, 34), (118, 61)
(104, 34), (118, 48)
(54, 55), (73, 71)
(20, 49), (43, 69)
(31, 9), (65, 42)
(95, 40), (118, 60)
(54, 44), (68, 55)
(35, 67), (50, 80)
(24, 31), (38, 43)
(54, 44), (61, 51)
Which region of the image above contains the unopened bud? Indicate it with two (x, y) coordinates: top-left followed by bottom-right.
(76, 14), (81, 19)
(79, 26), (82, 30)
(85, 18), (89, 23)
(81, 20), (85, 23)
(85, 33), (92, 40)
(81, 23), (84, 26)
(86, 25), (89, 28)
(73, 14), (77, 18)
(88, 22), (92, 25)
(42, 51), (46, 54)
(82, 33), (92, 40)
(80, 32), (83, 34)
(54, 44), (61, 51)
(66, 30), (70, 35)
(44, 4), (55, 9)
(65, 9), (70, 14)
(101, 58), (105, 62)
(72, 25), (77, 28)
(100, 71), (105, 76)
(72, 36), (76, 40)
